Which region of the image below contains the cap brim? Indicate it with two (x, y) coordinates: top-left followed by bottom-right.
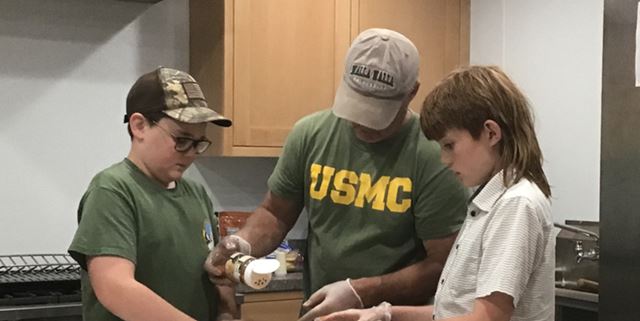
(164, 107), (232, 127)
(332, 81), (402, 130)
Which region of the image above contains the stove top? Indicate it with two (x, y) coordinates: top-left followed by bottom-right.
(0, 254), (81, 307)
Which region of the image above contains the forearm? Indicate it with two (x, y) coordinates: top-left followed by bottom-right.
(98, 279), (194, 321)
(235, 191), (302, 257)
(216, 285), (239, 319)
(351, 256), (444, 306)
(236, 206), (290, 257)
(390, 305), (434, 321)
(352, 233), (457, 306)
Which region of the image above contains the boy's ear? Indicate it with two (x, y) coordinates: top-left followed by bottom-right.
(129, 113), (148, 139)
(409, 82), (420, 99)
(484, 119), (502, 146)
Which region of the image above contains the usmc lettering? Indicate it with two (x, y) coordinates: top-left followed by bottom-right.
(309, 163), (412, 213)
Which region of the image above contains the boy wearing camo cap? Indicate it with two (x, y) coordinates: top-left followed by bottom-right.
(69, 67), (237, 321)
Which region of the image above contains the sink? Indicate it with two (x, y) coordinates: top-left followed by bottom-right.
(555, 220), (599, 293)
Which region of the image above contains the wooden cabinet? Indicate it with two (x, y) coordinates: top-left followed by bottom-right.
(190, 0), (469, 156)
(351, 0), (470, 113)
(239, 291), (303, 321)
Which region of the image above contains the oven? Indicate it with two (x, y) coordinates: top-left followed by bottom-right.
(0, 254), (82, 321)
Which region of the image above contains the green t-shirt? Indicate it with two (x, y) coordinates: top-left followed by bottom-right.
(68, 158), (219, 321)
(268, 110), (468, 296)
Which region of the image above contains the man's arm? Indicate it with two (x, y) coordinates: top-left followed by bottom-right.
(236, 190), (303, 257)
(205, 190), (302, 282)
(351, 233), (457, 306)
(87, 256), (195, 321)
(298, 234), (458, 321)
(215, 284), (239, 320)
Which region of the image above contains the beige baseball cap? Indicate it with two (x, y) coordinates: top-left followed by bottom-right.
(332, 28), (419, 130)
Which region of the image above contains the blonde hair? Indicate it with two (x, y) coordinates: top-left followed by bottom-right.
(421, 65), (551, 197)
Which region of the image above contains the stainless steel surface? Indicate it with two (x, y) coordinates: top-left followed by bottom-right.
(554, 222), (600, 266)
(555, 221), (599, 295)
(553, 223), (599, 242)
(555, 288), (598, 321)
(574, 241), (599, 264)
(602, 1), (640, 320)
(0, 254), (82, 320)
(0, 254), (79, 283)
(556, 288), (599, 304)
(0, 303), (82, 321)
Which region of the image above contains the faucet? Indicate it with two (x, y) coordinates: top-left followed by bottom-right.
(554, 222), (599, 263)
(574, 240), (599, 263)
(554, 222), (599, 241)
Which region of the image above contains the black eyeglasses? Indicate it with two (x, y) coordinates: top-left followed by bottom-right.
(151, 121), (212, 154)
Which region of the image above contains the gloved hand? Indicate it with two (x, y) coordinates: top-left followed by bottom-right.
(314, 302), (392, 321)
(204, 235), (251, 285)
(298, 279), (364, 321)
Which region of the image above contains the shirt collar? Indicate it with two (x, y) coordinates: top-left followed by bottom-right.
(469, 170), (511, 213)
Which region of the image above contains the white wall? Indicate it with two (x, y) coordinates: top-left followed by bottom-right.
(0, 0), (289, 254)
(0, 0), (192, 254)
(470, 0), (603, 224)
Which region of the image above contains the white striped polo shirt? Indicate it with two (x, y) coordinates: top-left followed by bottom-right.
(432, 171), (555, 321)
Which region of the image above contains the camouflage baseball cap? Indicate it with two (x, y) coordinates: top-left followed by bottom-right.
(124, 67), (232, 127)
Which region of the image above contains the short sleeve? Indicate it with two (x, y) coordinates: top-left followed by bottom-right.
(476, 196), (546, 306)
(68, 187), (137, 270)
(267, 118), (308, 204)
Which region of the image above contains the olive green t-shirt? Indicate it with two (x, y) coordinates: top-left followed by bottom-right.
(68, 158), (219, 321)
(268, 110), (468, 296)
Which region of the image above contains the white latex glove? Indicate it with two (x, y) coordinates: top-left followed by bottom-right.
(314, 302), (392, 321)
(298, 279), (364, 321)
(204, 235), (251, 285)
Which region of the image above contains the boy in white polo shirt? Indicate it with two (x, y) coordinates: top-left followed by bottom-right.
(318, 65), (554, 321)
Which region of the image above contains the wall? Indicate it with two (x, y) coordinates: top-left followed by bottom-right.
(470, 0), (603, 224)
(0, 0), (191, 254)
(0, 0), (291, 254)
(187, 157), (308, 240)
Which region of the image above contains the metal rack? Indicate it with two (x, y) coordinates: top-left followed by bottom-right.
(0, 254), (80, 283)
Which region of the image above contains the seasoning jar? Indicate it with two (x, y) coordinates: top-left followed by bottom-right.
(225, 252), (280, 289)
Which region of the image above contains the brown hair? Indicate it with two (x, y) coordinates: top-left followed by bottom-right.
(421, 65), (551, 197)
(126, 112), (165, 139)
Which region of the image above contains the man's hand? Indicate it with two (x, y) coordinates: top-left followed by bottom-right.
(315, 302), (392, 321)
(298, 279), (364, 321)
(204, 235), (251, 285)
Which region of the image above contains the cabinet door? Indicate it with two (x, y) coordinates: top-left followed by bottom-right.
(351, 0), (470, 112)
(240, 291), (303, 321)
(190, 0), (468, 156)
(233, 0), (350, 150)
